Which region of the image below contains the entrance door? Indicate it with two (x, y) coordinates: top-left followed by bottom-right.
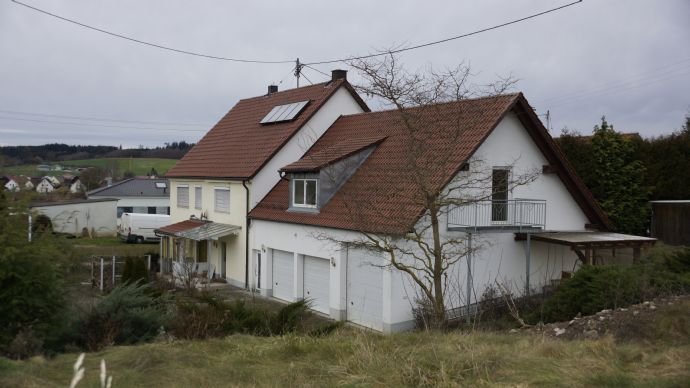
(272, 250), (294, 302)
(220, 242), (227, 278)
(346, 248), (383, 330)
(491, 168), (510, 222)
(303, 256), (330, 314)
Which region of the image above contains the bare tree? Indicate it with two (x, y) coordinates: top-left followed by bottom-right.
(317, 54), (536, 328)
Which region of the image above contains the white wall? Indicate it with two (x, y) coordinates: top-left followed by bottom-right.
(32, 201), (118, 237)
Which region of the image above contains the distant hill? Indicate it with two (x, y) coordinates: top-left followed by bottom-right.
(0, 141), (193, 167)
(0, 158), (179, 178)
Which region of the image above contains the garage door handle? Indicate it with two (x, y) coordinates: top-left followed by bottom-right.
(275, 282), (278, 285)
(306, 291), (310, 295)
(351, 301), (354, 305)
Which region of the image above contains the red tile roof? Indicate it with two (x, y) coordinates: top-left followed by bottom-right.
(280, 134), (387, 173)
(249, 93), (611, 234)
(156, 219), (207, 235)
(166, 80), (368, 179)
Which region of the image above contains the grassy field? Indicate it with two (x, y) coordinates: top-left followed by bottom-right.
(0, 158), (178, 177)
(71, 237), (158, 257)
(0, 330), (688, 387)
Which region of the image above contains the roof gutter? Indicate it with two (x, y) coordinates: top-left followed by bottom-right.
(242, 179), (250, 290)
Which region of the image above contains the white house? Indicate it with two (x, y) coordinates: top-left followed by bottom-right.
(156, 70), (369, 287)
(36, 176), (59, 193)
(88, 177), (170, 218)
(2, 176), (19, 191)
(248, 93), (655, 332)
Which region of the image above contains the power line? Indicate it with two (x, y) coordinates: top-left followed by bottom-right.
(10, 0), (294, 64)
(0, 115), (205, 132)
(11, 0), (582, 67)
(304, 1), (583, 65)
(0, 109), (212, 127)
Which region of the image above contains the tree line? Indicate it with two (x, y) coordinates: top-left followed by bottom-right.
(555, 114), (690, 235)
(0, 141), (195, 166)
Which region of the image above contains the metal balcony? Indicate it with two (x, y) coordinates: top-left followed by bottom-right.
(447, 199), (546, 232)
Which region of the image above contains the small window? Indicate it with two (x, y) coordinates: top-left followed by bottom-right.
(194, 186), (202, 209)
(293, 179), (318, 208)
(177, 185), (189, 208)
(214, 188), (230, 213)
(147, 207), (157, 214)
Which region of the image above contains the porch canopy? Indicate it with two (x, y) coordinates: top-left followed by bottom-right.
(155, 219), (241, 241)
(516, 231), (656, 264)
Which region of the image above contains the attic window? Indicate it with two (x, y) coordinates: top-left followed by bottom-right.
(293, 179), (317, 208)
(260, 100), (309, 124)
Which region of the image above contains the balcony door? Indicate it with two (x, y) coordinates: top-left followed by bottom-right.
(491, 168), (510, 222)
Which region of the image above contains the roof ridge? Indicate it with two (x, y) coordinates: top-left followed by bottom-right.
(238, 80), (339, 102)
(336, 92), (522, 119)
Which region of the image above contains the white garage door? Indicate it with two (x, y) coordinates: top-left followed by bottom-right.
(272, 249), (294, 302)
(347, 248), (383, 330)
(303, 255), (330, 314)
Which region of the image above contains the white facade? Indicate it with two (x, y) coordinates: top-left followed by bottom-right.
(31, 199), (118, 237)
(4, 179), (18, 191)
(251, 111), (593, 332)
(35, 178), (55, 193)
(166, 86), (366, 288)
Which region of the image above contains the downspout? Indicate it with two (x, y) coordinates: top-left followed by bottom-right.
(242, 180), (250, 290)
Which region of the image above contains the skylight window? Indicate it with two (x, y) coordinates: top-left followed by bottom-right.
(260, 100), (310, 124)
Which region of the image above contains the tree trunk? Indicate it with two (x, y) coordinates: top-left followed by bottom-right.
(429, 201), (447, 327)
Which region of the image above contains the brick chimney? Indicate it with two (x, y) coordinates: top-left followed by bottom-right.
(331, 69), (347, 81)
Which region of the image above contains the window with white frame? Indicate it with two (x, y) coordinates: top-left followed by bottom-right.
(214, 187), (230, 213)
(177, 185), (189, 208)
(293, 179), (317, 208)
(194, 186), (202, 209)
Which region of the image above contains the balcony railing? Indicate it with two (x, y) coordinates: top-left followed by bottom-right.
(447, 199), (546, 232)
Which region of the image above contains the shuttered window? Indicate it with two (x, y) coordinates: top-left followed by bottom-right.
(177, 185), (189, 208)
(214, 188), (230, 213)
(194, 186), (202, 209)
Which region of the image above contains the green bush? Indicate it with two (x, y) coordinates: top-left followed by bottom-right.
(171, 293), (316, 339)
(72, 281), (168, 351)
(0, 193), (71, 357)
(538, 251), (690, 323)
(121, 257), (149, 285)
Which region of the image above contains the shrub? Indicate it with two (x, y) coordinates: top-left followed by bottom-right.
(170, 292), (316, 339)
(72, 282), (168, 351)
(538, 254), (690, 323)
(121, 257), (149, 285)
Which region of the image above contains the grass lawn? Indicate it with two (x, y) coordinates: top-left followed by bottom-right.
(0, 331), (688, 387)
(0, 158), (178, 177)
(71, 237), (158, 257)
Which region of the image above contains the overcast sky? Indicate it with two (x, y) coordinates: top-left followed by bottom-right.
(1, 0), (688, 148)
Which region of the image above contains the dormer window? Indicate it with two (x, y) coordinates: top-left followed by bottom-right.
(293, 178), (317, 208)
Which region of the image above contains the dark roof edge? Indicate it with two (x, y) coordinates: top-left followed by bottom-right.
(31, 198), (119, 207)
(86, 178), (134, 196)
(509, 95), (613, 231)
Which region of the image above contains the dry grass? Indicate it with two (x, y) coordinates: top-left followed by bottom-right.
(1, 330), (688, 387)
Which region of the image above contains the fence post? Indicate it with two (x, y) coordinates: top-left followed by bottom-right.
(112, 256), (116, 288)
(100, 257), (104, 292)
(146, 254), (151, 271)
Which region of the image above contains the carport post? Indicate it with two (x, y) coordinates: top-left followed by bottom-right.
(525, 233), (531, 297)
(466, 233), (472, 324)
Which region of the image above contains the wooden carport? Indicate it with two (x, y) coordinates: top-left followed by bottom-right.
(515, 231), (656, 294)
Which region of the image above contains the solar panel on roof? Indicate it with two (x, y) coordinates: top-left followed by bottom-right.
(260, 100), (310, 124)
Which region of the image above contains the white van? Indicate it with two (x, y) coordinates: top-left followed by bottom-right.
(118, 213), (170, 243)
